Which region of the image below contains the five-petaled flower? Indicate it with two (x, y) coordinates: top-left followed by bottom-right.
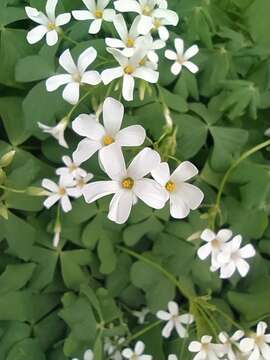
(165, 38), (199, 75)
(56, 155), (88, 180)
(151, 161), (204, 219)
(72, 97), (146, 163)
(46, 47), (101, 104)
(25, 0), (71, 46)
(188, 335), (226, 360)
(38, 117), (69, 149)
(156, 301), (194, 338)
(72, 0), (115, 34)
(82, 145), (167, 224)
(240, 322), (270, 360)
(122, 341), (152, 360)
(218, 330), (244, 360)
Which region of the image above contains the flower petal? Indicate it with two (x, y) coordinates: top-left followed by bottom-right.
(123, 74), (135, 101)
(133, 178), (167, 209)
(27, 25), (48, 44)
(162, 320), (174, 338)
(168, 301), (178, 315)
(46, 74), (72, 91)
(122, 348), (133, 359)
(89, 18), (102, 34)
(175, 183), (204, 210)
(105, 38), (125, 48)
(101, 67), (123, 85)
(239, 244), (255, 259)
(44, 194), (60, 209)
(183, 61), (199, 74)
(73, 139), (101, 163)
(197, 243), (212, 260)
(46, 0), (57, 20)
(175, 322), (187, 338)
(169, 194), (190, 219)
(78, 47), (97, 73)
(151, 162), (171, 186)
(116, 125), (146, 147)
(103, 9), (116, 21)
(133, 67), (159, 83)
(158, 26), (169, 41)
(171, 161), (199, 183)
(59, 49), (77, 74)
(236, 258), (250, 277)
(72, 10), (94, 20)
(128, 148), (160, 179)
(171, 62), (182, 75)
(55, 13), (71, 26)
(174, 38), (184, 55)
(220, 262), (236, 279)
(83, 181), (119, 203)
(114, 0), (141, 14)
(99, 144), (127, 181)
(113, 13), (128, 40)
(81, 70), (101, 85)
(103, 97), (124, 136)
(60, 195), (72, 212)
(62, 82), (80, 104)
(165, 50), (177, 61)
(184, 45), (199, 60)
(156, 310), (171, 321)
(72, 114), (104, 140)
(137, 15), (153, 35)
(257, 322), (267, 336)
(134, 341), (145, 355)
(108, 190), (133, 224)
(188, 341), (202, 353)
(46, 29), (58, 46)
(42, 179), (58, 192)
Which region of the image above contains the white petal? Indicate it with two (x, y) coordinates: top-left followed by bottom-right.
(175, 183), (204, 210)
(174, 38), (184, 56)
(260, 342), (270, 359)
(135, 341), (145, 355)
(156, 310), (171, 321)
(122, 348), (133, 359)
(171, 62), (182, 75)
(73, 139), (101, 163)
(240, 338), (255, 353)
(46, 74), (72, 91)
(44, 194), (60, 209)
(46, 29), (58, 46)
(113, 14), (128, 40)
(154, 8), (179, 26)
(220, 262), (236, 279)
(116, 125), (146, 147)
(89, 19), (102, 34)
(84, 349), (94, 360)
(184, 45), (199, 60)
(183, 61), (199, 74)
(114, 0), (141, 14)
(25, 7), (47, 24)
(128, 148), (160, 179)
(158, 26), (169, 41)
(60, 195), (72, 213)
(188, 341), (202, 353)
(107, 48), (129, 66)
(171, 161), (199, 182)
(42, 179), (58, 192)
(72, 10), (94, 20)
(201, 229), (216, 242)
(133, 67), (159, 83)
(72, 114), (104, 140)
(83, 181), (119, 203)
(137, 15), (153, 35)
(151, 162), (170, 186)
(169, 194), (190, 219)
(162, 320), (174, 338)
(239, 244), (256, 259)
(102, 9), (116, 21)
(179, 313), (194, 324)
(231, 330), (244, 341)
(217, 229), (233, 243)
(108, 190), (133, 224)
(165, 50), (177, 61)
(78, 47), (97, 73)
(257, 322), (268, 336)
(168, 301), (179, 316)
(175, 322), (187, 338)
(197, 243), (212, 260)
(103, 97), (124, 136)
(230, 235), (242, 252)
(101, 67), (123, 85)
(105, 38), (125, 48)
(123, 74), (135, 101)
(62, 82), (80, 105)
(248, 346), (260, 360)
(59, 49), (77, 74)
(236, 258), (250, 277)
(133, 178), (167, 209)
(82, 0), (95, 11)
(168, 356), (178, 360)
(99, 144), (127, 181)
(55, 13), (71, 26)
(46, 0), (57, 20)
(81, 71), (101, 85)
(27, 25), (48, 44)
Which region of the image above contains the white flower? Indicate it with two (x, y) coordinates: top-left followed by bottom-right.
(122, 341), (152, 360)
(104, 337), (125, 360)
(136, 34), (165, 64)
(240, 322), (270, 360)
(217, 235), (256, 279)
(102, 46), (159, 101)
(151, 161), (204, 219)
(156, 301), (194, 338)
(188, 336), (226, 360)
(168, 356), (177, 360)
(42, 177), (79, 212)
(82, 145), (167, 224)
(72, 97), (146, 163)
(72, 349), (94, 360)
(114, 0), (178, 39)
(165, 38), (199, 75)
(72, 0), (115, 34)
(132, 308), (150, 324)
(46, 47), (101, 105)
(219, 330), (244, 360)
(197, 229), (233, 272)
(74, 174), (94, 197)
(56, 155), (87, 180)
(25, 0), (71, 46)
(38, 117), (69, 149)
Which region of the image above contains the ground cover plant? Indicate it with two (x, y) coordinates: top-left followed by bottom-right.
(1, 0), (270, 359)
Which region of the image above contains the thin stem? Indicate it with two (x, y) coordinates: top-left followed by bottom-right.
(126, 320), (162, 344)
(211, 139), (270, 229)
(213, 306), (244, 331)
(0, 185), (26, 194)
(67, 89), (92, 120)
(117, 245), (193, 300)
(60, 33), (79, 45)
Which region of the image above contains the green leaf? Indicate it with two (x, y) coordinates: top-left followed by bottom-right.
(7, 338), (45, 360)
(97, 231), (117, 274)
(0, 263), (36, 295)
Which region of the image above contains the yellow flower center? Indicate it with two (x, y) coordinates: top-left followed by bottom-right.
(122, 177), (134, 190)
(76, 179), (85, 188)
(126, 37), (135, 47)
(95, 9), (103, 18)
(153, 18), (162, 29)
(72, 73), (82, 83)
(211, 239), (220, 249)
(124, 65), (135, 74)
(47, 22), (56, 30)
(165, 181), (176, 192)
(103, 135), (114, 146)
(58, 187), (66, 196)
(139, 57), (147, 66)
(68, 164), (77, 172)
(177, 56), (185, 64)
(142, 5), (152, 15)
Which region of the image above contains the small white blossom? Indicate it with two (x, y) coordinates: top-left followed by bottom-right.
(114, 0), (178, 40)
(168, 356), (177, 360)
(56, 155), (87, 180)
(151, 161), (204, 219)
(219, 330), (244, 360)
(104, 337), (125, 360)
(132, 308), (150, 324)
(82, 145), (167, 224)
(42, 177), (79, 213)
(165, 38), (199, 75)
(240, 322), (270, 360)
(72, 97), (146, 163)
(188, 336), (226, 360)
(102, 47), (159, 101)
(72, 0), (115, 34)
(46, 47), (101, 104)
(218, 235), (256, 279)
(122, 341), (152, 360)
(38, 117), (69, 149)
(25, 0), (71, 46)
(74, 174), (94, 197)
(73, 349), (94, 360)
(197, 229), (233, 272)
(156, 301), (194, 338)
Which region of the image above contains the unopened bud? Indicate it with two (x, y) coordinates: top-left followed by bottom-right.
(0, 150), (15, 168)
(26, 186), (49, 196)
(0, 203), (8, 220)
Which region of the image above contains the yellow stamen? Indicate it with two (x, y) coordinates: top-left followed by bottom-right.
(58, 187), (66, 196)
(122, 177), (134, 190)
(153, 18), (161, 29)
(72, 73), (82, 82)
(211, 239), (220, 249)
(165, 181), (176, 192)
(95, 9), (103, 18)
(68, 164), (77, 172)
(177, 56), (185, 64)
(126, 37), (135, 47)
(124, 65), (135, 74)
(142, 5), (152, 16)
(139, 57), (146, 66)
(47, 22), (56, 30)
(76, 179), (85, 188)
(103, 135), (114, 146)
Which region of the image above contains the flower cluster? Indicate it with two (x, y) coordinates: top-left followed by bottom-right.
(26, 0), (199, 102)
(197, 228), (256, 279)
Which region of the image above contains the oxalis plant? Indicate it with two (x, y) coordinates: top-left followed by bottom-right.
(0, 0), (270, 359)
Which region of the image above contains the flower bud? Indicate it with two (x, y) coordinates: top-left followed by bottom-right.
(0, 150), (16, 168)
